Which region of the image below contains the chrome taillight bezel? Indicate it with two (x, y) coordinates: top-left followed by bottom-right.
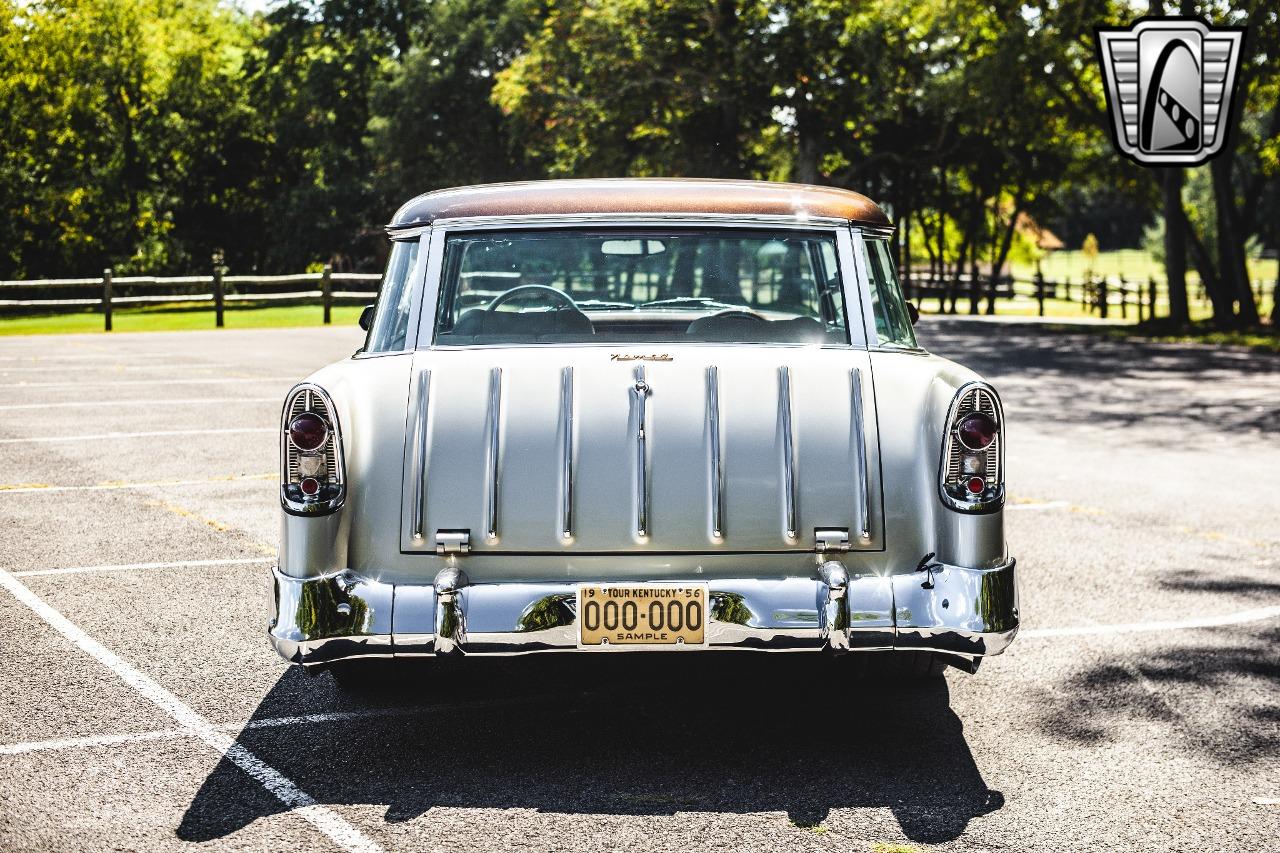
(938, 382), (1005, 514)
(280, 383), (346, 515)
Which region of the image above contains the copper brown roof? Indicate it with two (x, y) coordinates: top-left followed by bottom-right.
(389, 179), (891, 229)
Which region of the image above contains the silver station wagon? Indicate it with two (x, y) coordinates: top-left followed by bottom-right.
(270, 179), (1018, 685)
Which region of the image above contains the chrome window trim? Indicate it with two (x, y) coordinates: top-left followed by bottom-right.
(410, 226), (447, 352)
(838, 226), (873, 350)
(384, 223), (432, 239)
(419, 218), (866, 350)
(427, 212), (853, 230)
(867, 345), (932, 357)
(937, 380), (1006, 514)
(860, 224), (896, 241)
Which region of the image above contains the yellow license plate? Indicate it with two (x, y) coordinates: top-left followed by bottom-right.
(577, 584), (708, 648)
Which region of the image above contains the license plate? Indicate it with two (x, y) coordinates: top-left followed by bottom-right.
(577, 584), (708, 648)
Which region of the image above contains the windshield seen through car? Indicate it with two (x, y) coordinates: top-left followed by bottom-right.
(434, 229), (848, 345)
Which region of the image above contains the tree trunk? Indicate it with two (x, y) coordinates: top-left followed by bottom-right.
(1211, 156), (1259, 326)
(1161, 168), (1190, 326)
(793, 106), (820, 185)
(988, 192), (1024, 315)
(1183, 221), (1234, 326)
(902, 210), (913, 301)
(709, 0), (741, 178)
(950, 237), (970, 315)
(670, 240), (698, 296)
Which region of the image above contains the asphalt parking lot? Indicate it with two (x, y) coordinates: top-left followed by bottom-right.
(0, 317), (1277, 852)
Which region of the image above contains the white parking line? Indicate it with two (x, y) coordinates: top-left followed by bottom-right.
(14, 557), (275, 578)
(0, 714), (382, 756)
(0, 428), (275, 445)
(0, 363), (248, 374)
(0, 728), (187, 755)
(0, 397), (278, 411)
(0, 352), (206, 362)
(1021, 605), (1280, 638)
(0, 377), (294, 389)
(0, 473), (273, 494)
(0, 567), (384, 853)
(0, 698), (583, 757)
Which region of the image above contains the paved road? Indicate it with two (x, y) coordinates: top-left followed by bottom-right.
(0, 319), (1276, 852)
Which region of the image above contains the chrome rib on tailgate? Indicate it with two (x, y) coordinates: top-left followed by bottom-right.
(399, 347), (883, 555)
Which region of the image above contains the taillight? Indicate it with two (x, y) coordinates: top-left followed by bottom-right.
(955, 412), (997, 450)
(939, 383), (1004, 513)
(288, 412), (328, 452)
(280, 384), (345, 515)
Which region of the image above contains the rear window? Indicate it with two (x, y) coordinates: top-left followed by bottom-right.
(433, 229), (848, 345)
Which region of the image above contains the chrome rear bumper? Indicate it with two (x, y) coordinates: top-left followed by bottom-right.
(269, 558), (1017, 667)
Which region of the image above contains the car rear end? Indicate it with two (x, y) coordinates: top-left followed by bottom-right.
(268, 181), (1018, 676)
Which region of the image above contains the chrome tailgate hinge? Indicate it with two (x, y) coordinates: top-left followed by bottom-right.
(434, 529), (471, 555)
(814, 527), (851, 554)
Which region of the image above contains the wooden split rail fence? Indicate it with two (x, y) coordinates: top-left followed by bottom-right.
(905, 270), (1278, 321)
(1, 265), (1274, 330)
(0, 265), (383, 330)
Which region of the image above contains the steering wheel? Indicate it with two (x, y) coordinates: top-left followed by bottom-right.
(706, 308), (767, 322)
(488, 284), (581, 313)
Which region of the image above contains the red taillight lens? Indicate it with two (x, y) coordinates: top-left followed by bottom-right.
(956, 412), (998, 451)
(299, 477), (321, 497)
(289, 413), (329, 452)
(966, 476), (985, 494)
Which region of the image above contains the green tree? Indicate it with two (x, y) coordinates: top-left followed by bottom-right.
(369, 0), (538, 207)
(492, 0), (773, 177)
(0, 0), (260, 277)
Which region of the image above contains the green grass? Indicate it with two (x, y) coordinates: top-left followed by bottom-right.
(1010, 248), (1278, 287)
(918, 296), (1118, 320)
(0, 303), (366, 336)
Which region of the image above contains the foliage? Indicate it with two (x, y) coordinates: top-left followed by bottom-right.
(0, 0), (1275, 335)
(492, 0), (773, 177)
(0, 0), (260, 276)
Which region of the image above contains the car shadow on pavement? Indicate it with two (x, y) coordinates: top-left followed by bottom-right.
(178, 654), (1003, 844)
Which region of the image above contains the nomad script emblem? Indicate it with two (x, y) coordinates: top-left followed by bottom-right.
(610, 354), (673, 362)
(1096, 17), (1245, 166)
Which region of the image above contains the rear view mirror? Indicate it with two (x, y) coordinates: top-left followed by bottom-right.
(601, 239), (666, 256)
(358, 304), (375, 332)
(907, 301), (920, 325)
